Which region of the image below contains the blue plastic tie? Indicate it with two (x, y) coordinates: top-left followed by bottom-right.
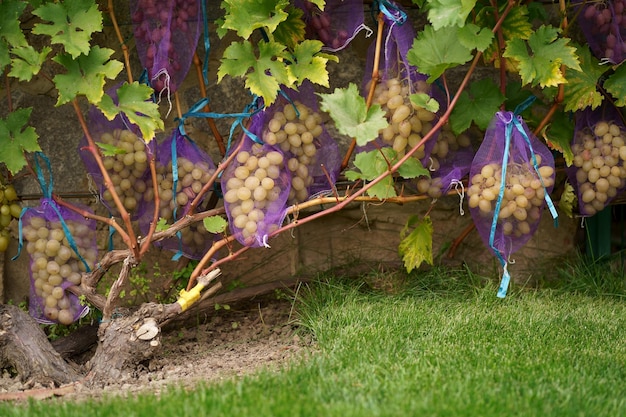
(11, 207), (30, 261)
(169, 134), (185, 261)
(201, 0), (210, 86)
(376, 0), (407, 25)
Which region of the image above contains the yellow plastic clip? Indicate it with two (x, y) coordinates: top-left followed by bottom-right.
(176, 282), (206, 312)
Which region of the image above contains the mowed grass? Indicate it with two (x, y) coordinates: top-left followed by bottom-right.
(3, 258), (626, 417)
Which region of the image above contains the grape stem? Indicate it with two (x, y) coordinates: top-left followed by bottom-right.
(106, 0), (133, 83)
(139, 150), (161, 257)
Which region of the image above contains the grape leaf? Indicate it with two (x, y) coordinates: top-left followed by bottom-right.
(427, 0), (476, 30)
(409, 93), (440, 113)
(477, 5), (533, 67)
(563, 46), (604, 112)
(503, 25), (581, 88)
(273, 6), (306, 50)
(450, 78), (505, 134)
(218, 40), (290, 106)
(541, 109), (574, 166)
(0, 108), (41, 175)
(96, 82), (163, 142)
(317, 83), (388, 146)
(203, 216), (228, 234)
(155, 218), (169, 232)
(220, 0), (290, 39)
(457, 23), (494, 52)
(558, 182), (576, 219)
(398, 157), (430, 179)
(345, 148), (397, 199)
(287, 40), (332, 87)
(398, 215), (433, 273)
(96, 142), (126, 156)
(603, 63), (626, 107)
(407, 25), (473, 83)
(53, 46), (123, 106)
(0, 0), (28, 71)
(9, 45), (51, 81)
(32, 0), (102, 59)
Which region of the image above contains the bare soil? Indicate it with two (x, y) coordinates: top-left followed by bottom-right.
(0, 297), (313, 402)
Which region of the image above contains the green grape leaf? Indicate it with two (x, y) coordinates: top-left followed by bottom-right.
(96, 82), (163, 142)
(96, 142), (125, 156)
(32, 0), (102, 59)
(308, 0), (325, 8)
(398, 215), (433, 273)
(318, 83), (388, 146)
(220, 0), (289, 39)
(345, 148), (397, 199)
(0, 0), (28, 71)
(273, 6), (306, 50)
(203, 216), (228, 234)
(450, 78), (505, 134)
(503, 25), (581, 88)
(477, 5), (533, 66)
(9, 45), (51, 81)
(409, 93), (440, 113)
(218, 40), (289, 106)
(288, 40), (331, 87)
(155, 218), (169, 232)
(398, 157), (430, 179)
(427, 0), (476, 29)
(604, 63), (626, 107)
(53, 46), (123, 105)
(541, 110), (575, 166)
(457, 23), (494, 52)
(558, 182), (576, 219)
(407, 25), (473, 83)
(563, 46), (604, 112)
(0, 108), (41, 175)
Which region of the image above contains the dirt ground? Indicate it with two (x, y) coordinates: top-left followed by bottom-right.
(0, 297), (313, 402)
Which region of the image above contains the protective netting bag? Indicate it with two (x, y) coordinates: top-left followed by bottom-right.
(414, 125), (474, 199)
(362, 3), (438, 163)
(15, 153), (96, 325)
(140, 129), (218, 259)
(131, 0), (202, 93)
(295, 0), (371, 51)
(574, 0), (626, 64)
(260, 83), (340, 204)
(79, 93), (154, 221)
(221, 130), (291, 248)
(567, 104), (626, 216)
(467, 108), (558, 297)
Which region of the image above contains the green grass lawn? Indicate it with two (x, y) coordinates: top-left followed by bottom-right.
(2, 257), (626, 417)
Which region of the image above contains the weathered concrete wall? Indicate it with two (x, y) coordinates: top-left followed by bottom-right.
(0, 1), (580, 304)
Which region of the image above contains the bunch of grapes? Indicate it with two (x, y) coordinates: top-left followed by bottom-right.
(300, 0), (350, 50)
(144, 156), (215, 247)
(369, 77), (437, 161)
(23, 216), (97, 325)
(98, 128), (150, 216)
(571, 120), (626, 216)
(0, 183), (20, 252)
(467, 156), (555, 237)
(415, 125), (473, 198)
(223, 144), (287, 246)
(131, 0), (200, 91)
(262, 100), (324, 204)
(580, 0), (626, 63)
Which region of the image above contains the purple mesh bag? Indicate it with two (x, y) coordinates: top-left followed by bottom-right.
(295, 0), (371, 51)
(141, 129), (218, 259)
(19, 189), (97, 325)
(360, 6), (438, 164)
(575, 0), (626, 64)
(415, 127), (474, 199)
(568, 104), (626, 216)
(131, 0), (202, 92)
(467, 111), (557, 297)
(221, 130), (291, 248)
(261, 82), (340, 204)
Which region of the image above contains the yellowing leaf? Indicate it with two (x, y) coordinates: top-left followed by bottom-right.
(558, 182), (576, 218)
(220, 0), (290, 39)
(563, 46), (604, 112)
(287, 40), (330, 86)
(503, 25), (581, 88)
(477, 4), (533, 67)
(398, 215), (433, 273)
(8, 45), (51, 81)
